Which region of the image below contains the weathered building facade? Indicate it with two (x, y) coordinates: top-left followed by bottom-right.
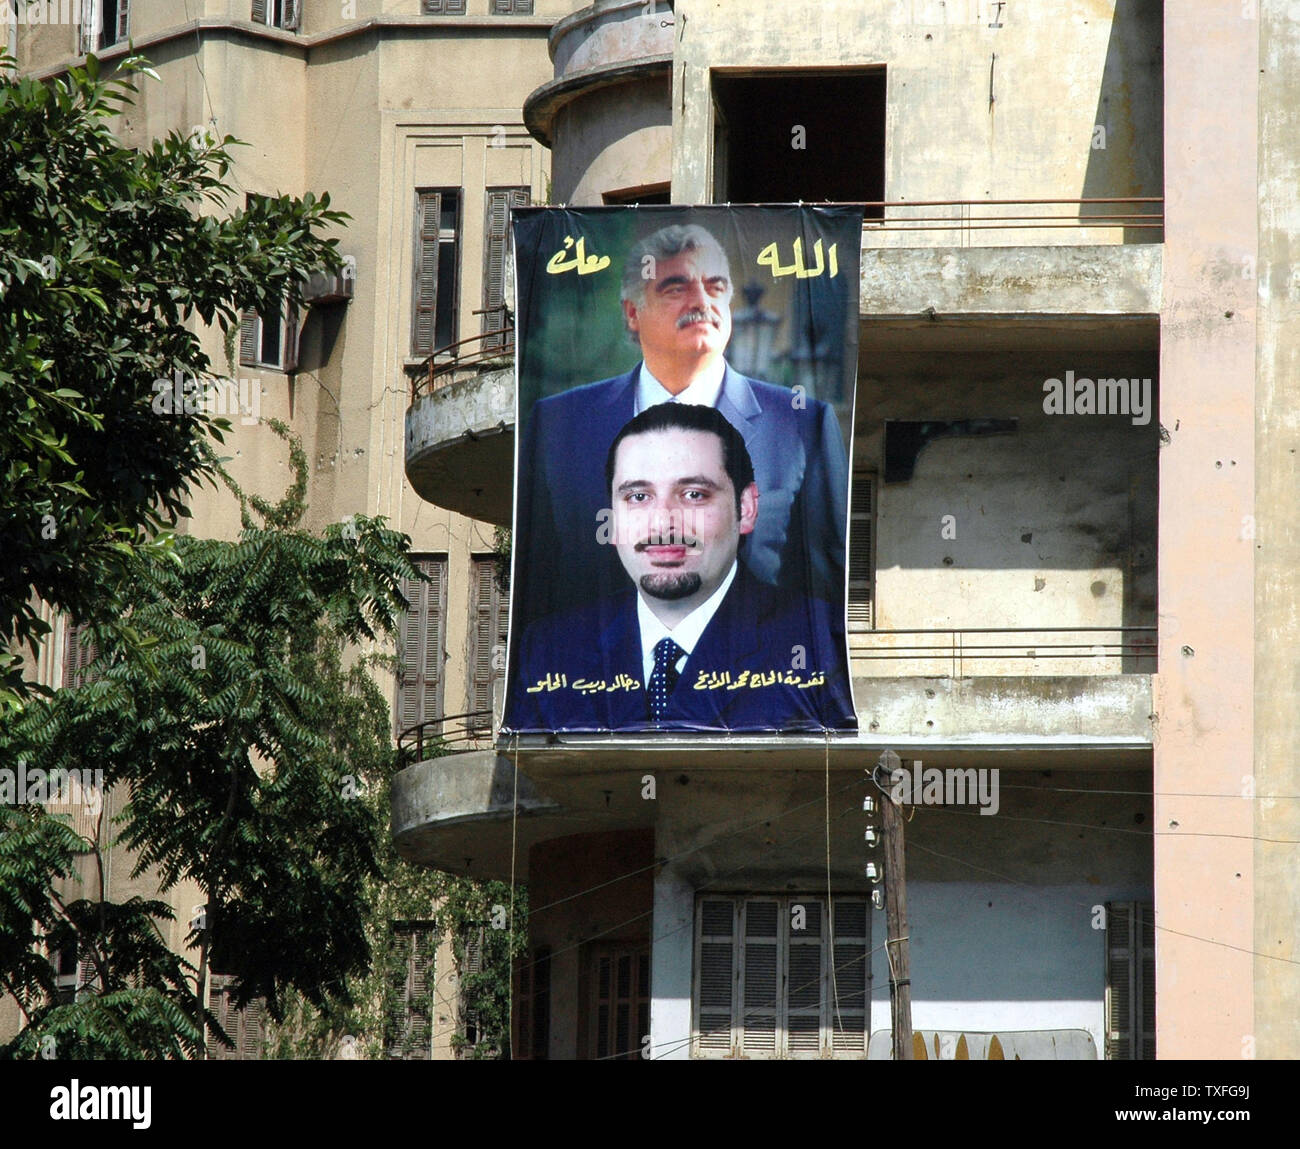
(6, 0), (1295, 1061)
(396, 0), (1297, 1060)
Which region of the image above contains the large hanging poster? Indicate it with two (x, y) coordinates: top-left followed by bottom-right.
(502, 206), (861, 735)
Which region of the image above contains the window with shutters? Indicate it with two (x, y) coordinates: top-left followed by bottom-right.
(206, 975), (267, 1060)
(238, 298), (298, 371)
(588, 944), (649, 1061)
(459, 924), (487, 1054)
(847, 471), (876, 631)
(422, 0), (467, 13)
(251, 0), (300, 30)
(1105, 900), (1156, 1060)
(62, 621), (100, 688)
(481, 187), (529, 352)
(385, 920), (437, 1060)
(81, 1), (129, 50)
(516, 947), (551, 1061)
(396, 556), (448, 740)
(694, 895), (871, 1059)
(412, 190), (462, 357)
(466, 556), (508, 735)
(492, 0), (535, 14)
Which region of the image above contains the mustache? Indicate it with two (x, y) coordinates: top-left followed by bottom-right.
(633, 534), (699, 550)
(676, 308), (716, 329)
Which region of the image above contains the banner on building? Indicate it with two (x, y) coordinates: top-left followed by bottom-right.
(502, 205), (861, 735)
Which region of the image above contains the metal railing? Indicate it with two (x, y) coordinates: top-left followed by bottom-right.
(860, 197), (1163, 244)
(849, 626), (1158, 678)
(397, 709), (497, 762)
(411, 305), (514, 402)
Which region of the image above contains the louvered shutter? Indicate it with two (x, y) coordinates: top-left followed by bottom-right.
(113, 0), (129, 40)
(830, 899), (869, 1052)
(423, 0), (467, 12)
(786, 899), (823, 1054)
(412, 192), (442, 356)
(467, 557), (507, 733)
(1106, 901), (1154, 1060)
(239, 310), (258, 366)
(1139, 906), (1156, 1059)
(695, 895), (869, 1059)
(492, 0), (534, 12)
(239, 997), (265, 1059)
(740, 899), (779, 1055)
(282, 0), (300, 31)
(482, 187), (529, 351)
(62, 622), (100, 688)
(696, 898), (735, 1054)
(397, 557), (447, 738)
(251, 0), (267, 22)
(847, 472), (875, 630)
(386, 922), (436, 1058)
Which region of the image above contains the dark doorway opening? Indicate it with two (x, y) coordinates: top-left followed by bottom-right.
(712, 70), (886, 212)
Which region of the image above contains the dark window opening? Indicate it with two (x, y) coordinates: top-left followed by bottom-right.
(603, 183), (672, 206)
(712, 70), (885, 212)
(413, 190), (462, 357)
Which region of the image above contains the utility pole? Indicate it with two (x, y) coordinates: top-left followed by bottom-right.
(877, 749), (913, 1060)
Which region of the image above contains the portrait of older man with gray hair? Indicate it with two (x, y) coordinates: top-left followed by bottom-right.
(513, 219), (850, 632)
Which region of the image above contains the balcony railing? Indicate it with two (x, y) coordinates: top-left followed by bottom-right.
(411, 305), (514, 402)
(850, 626), (1158, 677)
(397, 709), (497, 763)
(860, 197), (1163, 246)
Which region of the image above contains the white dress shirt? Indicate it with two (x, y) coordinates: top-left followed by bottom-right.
(636, 561), (738, 688)
(634, 358), (727, 413)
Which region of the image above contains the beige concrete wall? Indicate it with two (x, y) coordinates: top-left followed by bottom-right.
(1254, 0), (1300, 1059)
(858, 329), (1158, 677)
(673, 0), (1162, 242)
(1154, 2), (1255, 1060)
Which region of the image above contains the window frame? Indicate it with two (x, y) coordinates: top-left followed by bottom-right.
(251, 0), (300, 31)
(847, 470), (877, 631)
(411, 189), (463, 359)
(384, 919), (438, 1060)
(1105, 900), (1156, 1060)
(466, 554), (509, 735)
(80, 0), (129, 52)
(481, 186), (530, 352)
(395, 555), (449, 741)
(238, 298), (298, 372)
(587, 943), (650, 1061)
(693, 894), (871, 1059)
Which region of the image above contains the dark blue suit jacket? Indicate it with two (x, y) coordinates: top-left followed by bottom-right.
(513, 362), (850, 631)
(504, 567), (857, 734)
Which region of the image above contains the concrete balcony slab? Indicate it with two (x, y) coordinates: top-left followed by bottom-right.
(404, 367), (514, 525)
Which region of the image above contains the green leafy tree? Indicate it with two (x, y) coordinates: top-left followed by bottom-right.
(0, 50), (347, 707)
(0, 425), (420, 1058)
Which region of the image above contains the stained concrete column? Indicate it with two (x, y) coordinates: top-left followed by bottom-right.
(1155, 2), (1257, 1058)
(1254, 0), (1300, 1059)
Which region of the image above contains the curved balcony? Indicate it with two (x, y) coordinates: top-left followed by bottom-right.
(524, 0), (673, 203)
(404, 331), (515, 526)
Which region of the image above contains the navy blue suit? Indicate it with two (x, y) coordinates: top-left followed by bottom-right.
(504, 567), (857, 734)
(513, 362), (850, 631)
